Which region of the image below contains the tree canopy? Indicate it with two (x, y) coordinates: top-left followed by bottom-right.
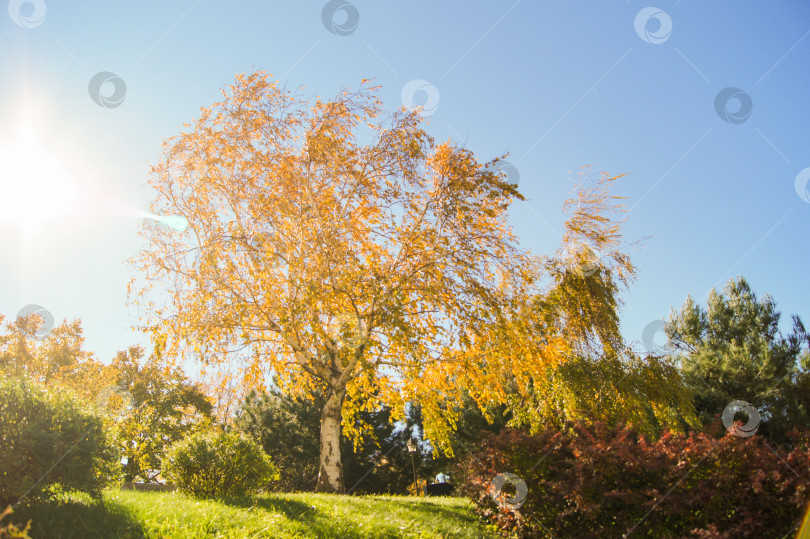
(0, 314), (112, 404)
(666, 276), (810, 440)
(131, 71), (641, 491)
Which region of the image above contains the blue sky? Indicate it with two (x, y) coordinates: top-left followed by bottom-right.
(0, 1), (808, 364)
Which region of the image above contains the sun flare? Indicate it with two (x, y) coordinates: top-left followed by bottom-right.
(0, 128), (76, 233)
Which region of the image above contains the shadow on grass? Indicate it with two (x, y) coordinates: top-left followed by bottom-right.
(221, 494), (387, 538)
(221, 494), (319, 520)
(364, 495), (482, 521)
(12, 498), (145, 539)
(221, 493), (484, 538)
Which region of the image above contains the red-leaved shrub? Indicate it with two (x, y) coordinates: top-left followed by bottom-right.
(457, 421), (810, 538)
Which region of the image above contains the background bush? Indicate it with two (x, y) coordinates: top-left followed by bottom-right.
(458, 421), (810, 538)
(235, 389), (434, 494)
(161, 430), (278, 498)
(110, 345), (213, 483)
(235, 389), (321, 492)
(0, 377), (116, 507)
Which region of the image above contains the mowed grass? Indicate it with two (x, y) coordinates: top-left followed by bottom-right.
(11, 489), (498, 538)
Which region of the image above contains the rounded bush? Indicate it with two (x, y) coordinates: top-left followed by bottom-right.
(162, 430), (278, 498)
(458, 422), (810, 538)
(0, 377), (116, 507)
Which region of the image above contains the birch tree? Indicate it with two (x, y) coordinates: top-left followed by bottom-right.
(131, 72), (633, 492)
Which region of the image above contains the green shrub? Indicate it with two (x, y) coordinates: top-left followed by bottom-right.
(0, 378), (117, 507)
(162, 430), (278, 498)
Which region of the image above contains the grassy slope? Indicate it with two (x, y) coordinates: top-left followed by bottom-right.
(11, 489), (498, 538)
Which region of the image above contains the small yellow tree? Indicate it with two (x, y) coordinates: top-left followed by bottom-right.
(130, 72), (633, 492)
(0, 314), (113, 404)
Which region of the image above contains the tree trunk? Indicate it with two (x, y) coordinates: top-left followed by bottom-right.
(315, 385), (346, 493)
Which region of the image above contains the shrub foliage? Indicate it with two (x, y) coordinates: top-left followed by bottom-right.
(0, 378), (116, 507)
(458, 422), (810, 537)
(162, 430), (278, 498)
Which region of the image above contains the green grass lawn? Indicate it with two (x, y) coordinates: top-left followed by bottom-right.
(10, 489), (498, 538)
